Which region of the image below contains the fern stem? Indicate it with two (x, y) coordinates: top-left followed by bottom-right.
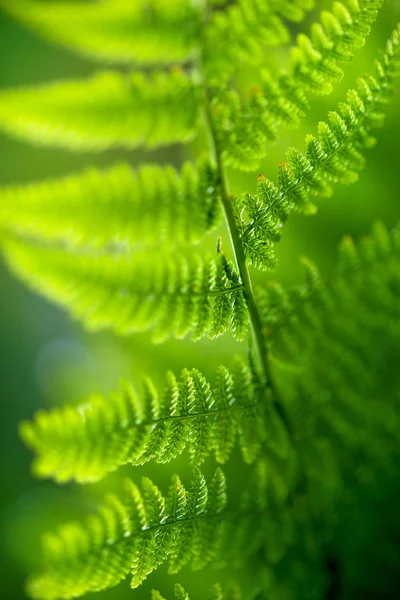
(202, 86), (289, 430)
(150, 399), (262, 424)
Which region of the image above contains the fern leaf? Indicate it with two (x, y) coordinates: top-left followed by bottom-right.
(238, 25), (400, 270)
(0, 160), (221, 248)
(215, 0), (383, 170)
(26, 469), (228, 600)
(260, 221), (400, 481)
(0, 239), (249, 342)
(0, 70), (201, 151)
(19, 358), (269, 483)
(249, 223), (400, 535)
(0, 0), (203, 65)
(204, 0), (316, 82)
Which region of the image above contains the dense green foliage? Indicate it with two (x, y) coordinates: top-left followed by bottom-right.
(0, 1), (399, 600)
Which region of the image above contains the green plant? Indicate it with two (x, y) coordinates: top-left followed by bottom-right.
(0, 1), (399, 599)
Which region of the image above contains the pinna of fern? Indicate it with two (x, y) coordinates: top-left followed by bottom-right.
(214, 0), (383, 170)
(0, 240), (249, 342)
(0, 0), (205, 65)
(19, 357), (290, 484)
(23, 455), (311, 600)
(235, 25), (400, 270)
(26, 467), (229, 600)
(26, 461), (304, 600)
(0, 159), (222, 248)
(0, 69), (201, 151)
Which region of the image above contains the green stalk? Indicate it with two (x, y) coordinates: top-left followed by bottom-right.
(202, 85), (289, 430)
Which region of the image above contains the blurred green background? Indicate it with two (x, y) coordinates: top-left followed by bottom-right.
(0, 2), (399, 599)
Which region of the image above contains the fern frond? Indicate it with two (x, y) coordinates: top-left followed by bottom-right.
(215, 0), (383, 170)
(0, 160), (221, 248)
(204, 0), (315, 82)
(237, 25), (400, 270)
(19, 358), (275, 483)
(0, 70), (201, 151)
(261, 222), (400, 479)
(0, 239), (248, 342)
(26, 468), (228, 600)
(220, 222), (400, 588)
(0, 0), (203, 65)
